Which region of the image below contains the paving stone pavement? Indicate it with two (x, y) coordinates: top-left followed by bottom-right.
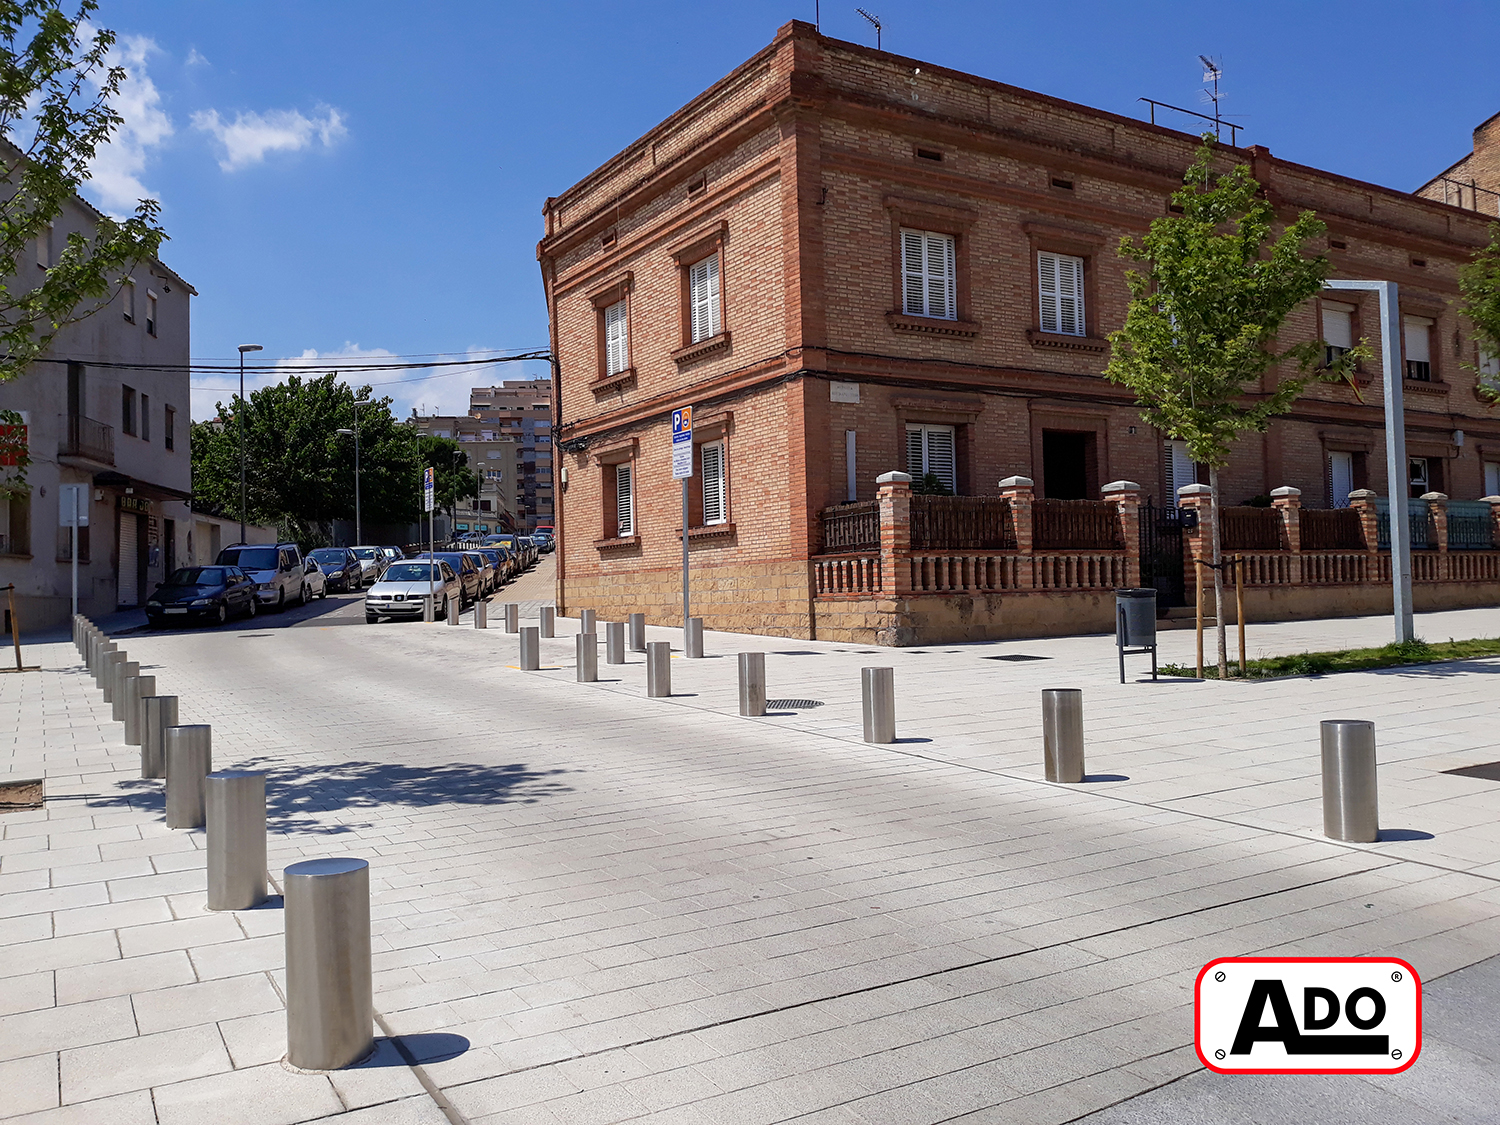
(2, 599), (1499, 1123)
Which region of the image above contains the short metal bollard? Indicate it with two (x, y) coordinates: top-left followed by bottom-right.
(102, 650), (125, 702)
(685, 617), (704, 659)
(95, 640), (116, 686)
(519, 626), (540, 671)
(474, 599), (487, 628)
(284, 857), (373, 1071)
(606, 621), (625, 664)
(124, 674), (154, 746)
(1321, 719), (1379, 843)
(422, 594), (435, 623)
(739, 652), (766, 717)
(1041, 688), (1085, 783)
(206, 771), (267, 910)
(540, 605), (555, 638)
(580, 608), (596, 635)
(141, 696), (178, 779)
(112, 661), (140, 722)
(164, 725), (212, 829)
(646, 641), (671, 697)
(628, 612), (646, 653)
(503, 603), (519, 632)
(576, 632), (597, 682)
(446, 596), (460, 625)
(862, 667), (896, 743)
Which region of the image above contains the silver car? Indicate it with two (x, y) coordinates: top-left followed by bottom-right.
(349, 546), (387, 587)
(365, 559), (461, 622)
(217, 543), (307, 610)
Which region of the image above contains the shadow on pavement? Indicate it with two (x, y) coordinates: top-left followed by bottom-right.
(362, 1033), (470, 1068)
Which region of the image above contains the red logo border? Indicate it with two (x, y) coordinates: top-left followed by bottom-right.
(1194, 956), (1422, 1075)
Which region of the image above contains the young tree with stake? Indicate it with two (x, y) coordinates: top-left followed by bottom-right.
(1105, 137), (1365, 677)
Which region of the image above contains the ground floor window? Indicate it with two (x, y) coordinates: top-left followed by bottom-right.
(1328, 451), (1354, 508)
(1164, 440), (1197, 506)
(700, 439), (727, 525)
(613, 462), (634, 537)
(0, 490), (30, 555)
(1486, 461), (1500, 498)
(905, 424), (956, 493)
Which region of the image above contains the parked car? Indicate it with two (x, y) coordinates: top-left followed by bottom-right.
(476, 547), (509, 584)
(484, 534), (535, 569)
(516, 536), (539, 567)
(380, 546), (405, 565)
(350, 546), (388, 587)
(464, 550), (495, 596)
(146, 566), (259, 627)
(306, 547), (362, 593)
(216, 543), (307, 610)
(409, 551), (481, 606)
(533, 530), (555, 554)
(365, 559), (461, 622)
(302, 556), (329, 599)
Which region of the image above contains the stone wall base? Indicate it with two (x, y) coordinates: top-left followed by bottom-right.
(561, 560), (814, 639)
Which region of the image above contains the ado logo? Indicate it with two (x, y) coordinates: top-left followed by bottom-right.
(1196, 957), (1421, 1074)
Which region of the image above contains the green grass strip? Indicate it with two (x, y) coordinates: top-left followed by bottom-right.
(1159, 636), (1500, 680)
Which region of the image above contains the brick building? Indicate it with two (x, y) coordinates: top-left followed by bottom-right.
(540, 21), (1500, 643)
(468, 381), (554, 531)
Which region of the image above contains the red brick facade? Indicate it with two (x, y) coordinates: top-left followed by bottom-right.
(540, 21), (1500, 640)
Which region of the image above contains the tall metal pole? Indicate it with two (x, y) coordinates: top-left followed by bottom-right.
(1325, 279), (1412, 641)
(353, 406), (362, 545)
(682, 478), (689, 645)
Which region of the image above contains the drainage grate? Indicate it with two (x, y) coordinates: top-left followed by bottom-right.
(1444, 762), (1500, 782)
(766, 699), (825, 710)
(985, 654), (1051, 662)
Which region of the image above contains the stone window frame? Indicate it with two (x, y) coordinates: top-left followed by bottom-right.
(669, 221), (730, 364)
(882, 195), (981, 339)
(1021, 220), (1108, 354)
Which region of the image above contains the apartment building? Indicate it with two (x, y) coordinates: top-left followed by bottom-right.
(412, 413), (521, 536)
(540, 21), (1500, 642)
(0, 197), (194, 631)
(468, 380), (554, 530)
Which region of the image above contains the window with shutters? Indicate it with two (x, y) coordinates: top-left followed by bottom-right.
(1404, 316), (1432, 381)
(146, 291), (158, 337)
(905, 424), (956, 493)
(615, 462), (634, 537)
(900, 228), (956, 320)
(1485, 462), (1500, 498)
(689, 254), (721, 343)
(1328, 450), (1354, 508)
(1322, 300), (1354, 367)
(603, 299), (629, 375)
(1037, 251), (1085, 336)
(700, 440), (727, 525)
(1164, 440), (1197, 506)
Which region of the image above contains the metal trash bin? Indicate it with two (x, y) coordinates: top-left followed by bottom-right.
(1114, 588), (1158, 683)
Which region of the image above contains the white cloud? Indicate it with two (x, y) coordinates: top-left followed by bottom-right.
(185, 48), (209, 67)
(190, 342), (393, 422)
(191, 104), (347, 171)
(83, 31), (174, 215)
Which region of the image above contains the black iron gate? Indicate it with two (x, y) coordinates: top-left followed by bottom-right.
(1139, 503), (1188, 609)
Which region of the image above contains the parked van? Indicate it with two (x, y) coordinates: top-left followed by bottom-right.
(216, 542), (307, 611)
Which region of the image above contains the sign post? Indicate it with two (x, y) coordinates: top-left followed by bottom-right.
(423, 466), (436, 614)
(59, 484), (88, 618)
(672, 407), (693, 644)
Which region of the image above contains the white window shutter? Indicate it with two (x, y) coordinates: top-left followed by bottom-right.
(900, 229), (955, 320)
(1038, 253), (1060, 333)
(1328, 451), (1353, 508)
(901, 229), (926, 316)
(1323, 305), (1354, 350)
(925, 427), (956, 492)
(1404, 317), (1431, 363)
(905, 426), (925, 477)
(616, 463), (633, 536)
(925, 232), (954, 320)
(1058, 255), (1083, 336)
(1485, 462), (1500, 496)
(1167, 440), (1195, 505)
(605, 300), (628, 374)
(701, 441), (726, 524)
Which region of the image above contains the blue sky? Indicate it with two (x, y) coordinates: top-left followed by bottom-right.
(84, 1), (1500, 420)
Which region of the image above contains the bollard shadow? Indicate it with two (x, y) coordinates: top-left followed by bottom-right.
(87, 759), (571, 834)
(1083, 773), (1130, 783)
(893, 737), (933, 744)
(1377, 828), (1435, 842)
(359, 1033), (470, 1068)
(250, 894), (284, 910)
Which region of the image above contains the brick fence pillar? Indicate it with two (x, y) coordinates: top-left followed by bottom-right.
(999, 475), (1034, 590)
(1422, 491), (1448, 556)
(877, 471), (913, 597)
(1177, 484), (1214, 601)
(1348, 489), (1381, 554)
(1271, 485), (1302, 584)
(1102, 480), (1141, 588)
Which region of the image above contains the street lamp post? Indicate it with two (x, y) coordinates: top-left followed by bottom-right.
(237, 344), (263, 544)
(336, 397), (371, 545)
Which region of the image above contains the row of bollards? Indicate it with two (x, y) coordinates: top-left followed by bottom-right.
(71, 615), (374, 1072)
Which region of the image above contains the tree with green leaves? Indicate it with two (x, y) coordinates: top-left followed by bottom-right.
(416, 432), (478, 523)
(1104, 137), (1365, 678)
(1457, 223), (1500, 403)
(0, 1), (169, 489)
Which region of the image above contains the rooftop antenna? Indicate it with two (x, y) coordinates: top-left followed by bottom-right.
(855, 7), (881, 50)
(1198, 54), (1223, 140)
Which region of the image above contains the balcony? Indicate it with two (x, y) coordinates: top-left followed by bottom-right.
(58, 414), (114, 466)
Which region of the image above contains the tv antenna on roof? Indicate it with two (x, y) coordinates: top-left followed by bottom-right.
(1199, 54), (1224, 140)
(855, 7), (881, 50)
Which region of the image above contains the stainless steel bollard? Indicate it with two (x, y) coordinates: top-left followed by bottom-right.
(739, 652), (766, 717)
(685, 617), (704, 659)
(474, 599), (487, 629)
(606, 621), (625, 664)
(504, 603), (519, 632)
(1321, 719), (1379, 843)
(284, 858), (373, 1070)
(580, 608), (596, 635)
(540, 606), (555, 638)
(164, 725), (212, 829)
(94, 640), (116, 686)
(646, 641), (671, 697)
(519, 626), (540, 671)
(446, 595), (460, 625)
(576, 632), (597, 683)
(124, 674), (154, 746)
(422, 594), (435, 623)
(112, 661), (139, 722)
(102, 650), (125, 702)
(141, 696), (178, 779)
(862, 667), (896, 743)
(628, 612), (646, 652)
(206, 771), (267, 910)
(1041, 688), (1085, 783)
